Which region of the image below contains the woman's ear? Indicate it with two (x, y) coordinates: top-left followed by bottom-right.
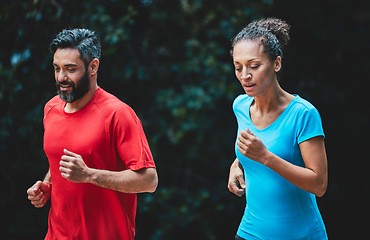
(89, 58), (100, 76)
(274, 56), (282, 72)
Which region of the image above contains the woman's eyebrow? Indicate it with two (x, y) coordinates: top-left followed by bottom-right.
(234, 58), (259, 64)
(247, 58), (259, 62)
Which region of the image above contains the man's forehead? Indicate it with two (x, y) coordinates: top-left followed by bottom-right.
(53, 48), (83, 65)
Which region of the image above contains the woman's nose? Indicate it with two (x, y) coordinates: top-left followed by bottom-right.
(241, 70), (252, 81)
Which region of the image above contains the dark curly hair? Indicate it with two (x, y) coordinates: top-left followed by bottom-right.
(50, 28), (101, 67)
(231, 18), (290, 61)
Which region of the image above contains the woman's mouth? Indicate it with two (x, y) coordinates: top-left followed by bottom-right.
(243, 83), (256, 89)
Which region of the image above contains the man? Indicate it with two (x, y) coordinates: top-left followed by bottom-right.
(27, 28), (158, 240)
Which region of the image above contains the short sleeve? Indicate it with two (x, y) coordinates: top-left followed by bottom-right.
(113, 106), (155, 171)
(297, 107), (325, 144)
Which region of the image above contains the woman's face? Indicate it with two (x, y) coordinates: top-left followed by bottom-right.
(233, 39), (281, 97)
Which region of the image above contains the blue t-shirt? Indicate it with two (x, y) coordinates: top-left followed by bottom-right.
(233, 94), (328, 240)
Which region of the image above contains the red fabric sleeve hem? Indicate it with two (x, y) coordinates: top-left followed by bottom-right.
(128, 163), (156, 171)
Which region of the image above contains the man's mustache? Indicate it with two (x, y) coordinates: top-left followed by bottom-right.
(56, 80), (75, 88)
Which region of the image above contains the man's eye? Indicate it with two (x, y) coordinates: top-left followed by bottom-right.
(67, 68), (76, 72)
(54, 68), (60, 72)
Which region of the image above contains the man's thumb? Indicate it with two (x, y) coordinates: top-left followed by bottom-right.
(29, 181), (43, 194)
(39, 181), (51, 192)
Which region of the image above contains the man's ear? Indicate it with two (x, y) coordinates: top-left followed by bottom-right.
(89, 58), (100, 76)
(274, 56), (282, 72)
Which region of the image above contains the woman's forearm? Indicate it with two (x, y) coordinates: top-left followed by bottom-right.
(264, 151), (327, 196)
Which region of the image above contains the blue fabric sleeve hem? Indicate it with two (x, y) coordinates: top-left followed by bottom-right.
(298, 133), (325, 145)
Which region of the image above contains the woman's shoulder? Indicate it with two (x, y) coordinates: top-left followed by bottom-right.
(289, 95), (322, 124)
(291, 95), (317, 111)
(233, 94), (253, 109)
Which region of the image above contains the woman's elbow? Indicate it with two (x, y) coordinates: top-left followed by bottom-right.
(314, 179), (327, 197)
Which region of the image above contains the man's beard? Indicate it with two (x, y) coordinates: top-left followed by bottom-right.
(55, 71), (90, 103)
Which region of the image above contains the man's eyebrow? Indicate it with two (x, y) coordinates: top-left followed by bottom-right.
(53, 63), (78, 67)
(64, 63), (78, 67)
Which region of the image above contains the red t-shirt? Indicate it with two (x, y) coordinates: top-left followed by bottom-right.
(43, 87), (155, 240)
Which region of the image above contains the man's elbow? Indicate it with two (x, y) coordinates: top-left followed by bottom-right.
(146, 168), (158, 193)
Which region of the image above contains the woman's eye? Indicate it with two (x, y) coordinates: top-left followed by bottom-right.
(250, 65), (259, 69)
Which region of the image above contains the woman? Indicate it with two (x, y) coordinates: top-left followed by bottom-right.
(228, 18), (328, 240)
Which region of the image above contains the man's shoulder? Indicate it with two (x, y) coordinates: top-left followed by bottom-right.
(46, 95), (62, 106)
(44, 95), (62, 116)
(94, 88), (137, 119)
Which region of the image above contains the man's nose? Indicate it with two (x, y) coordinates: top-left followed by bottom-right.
(57, 70), (68, 82)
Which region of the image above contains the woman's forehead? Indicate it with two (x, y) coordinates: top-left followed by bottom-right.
(233, 40), (267, 62)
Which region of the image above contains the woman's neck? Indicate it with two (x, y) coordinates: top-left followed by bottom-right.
(252, 81), (293, 114)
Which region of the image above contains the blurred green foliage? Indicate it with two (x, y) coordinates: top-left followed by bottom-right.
(1, 0), (369, 239)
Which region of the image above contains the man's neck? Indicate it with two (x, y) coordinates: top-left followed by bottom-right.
(64, 84), (98, 113)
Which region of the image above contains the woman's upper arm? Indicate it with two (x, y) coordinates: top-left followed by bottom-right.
(299, 136), (328, 196)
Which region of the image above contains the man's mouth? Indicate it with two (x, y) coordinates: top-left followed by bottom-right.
(56, 81), (75, 91)
(60, 84), (72, 89)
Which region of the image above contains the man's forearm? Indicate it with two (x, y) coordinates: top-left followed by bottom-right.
(44, 169), (52, 184)
(87, 167), (158, 194)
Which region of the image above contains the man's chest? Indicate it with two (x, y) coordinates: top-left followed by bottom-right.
(43, 111), (111, 169)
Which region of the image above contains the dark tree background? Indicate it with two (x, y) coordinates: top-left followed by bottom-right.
(1, 0), (368, 239)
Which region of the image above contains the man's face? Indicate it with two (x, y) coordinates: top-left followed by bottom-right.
(53, 48), (90, 103)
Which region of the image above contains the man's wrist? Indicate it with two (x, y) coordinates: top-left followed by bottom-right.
(86, 168), (98, 184)
(43, 177), (52, 185)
